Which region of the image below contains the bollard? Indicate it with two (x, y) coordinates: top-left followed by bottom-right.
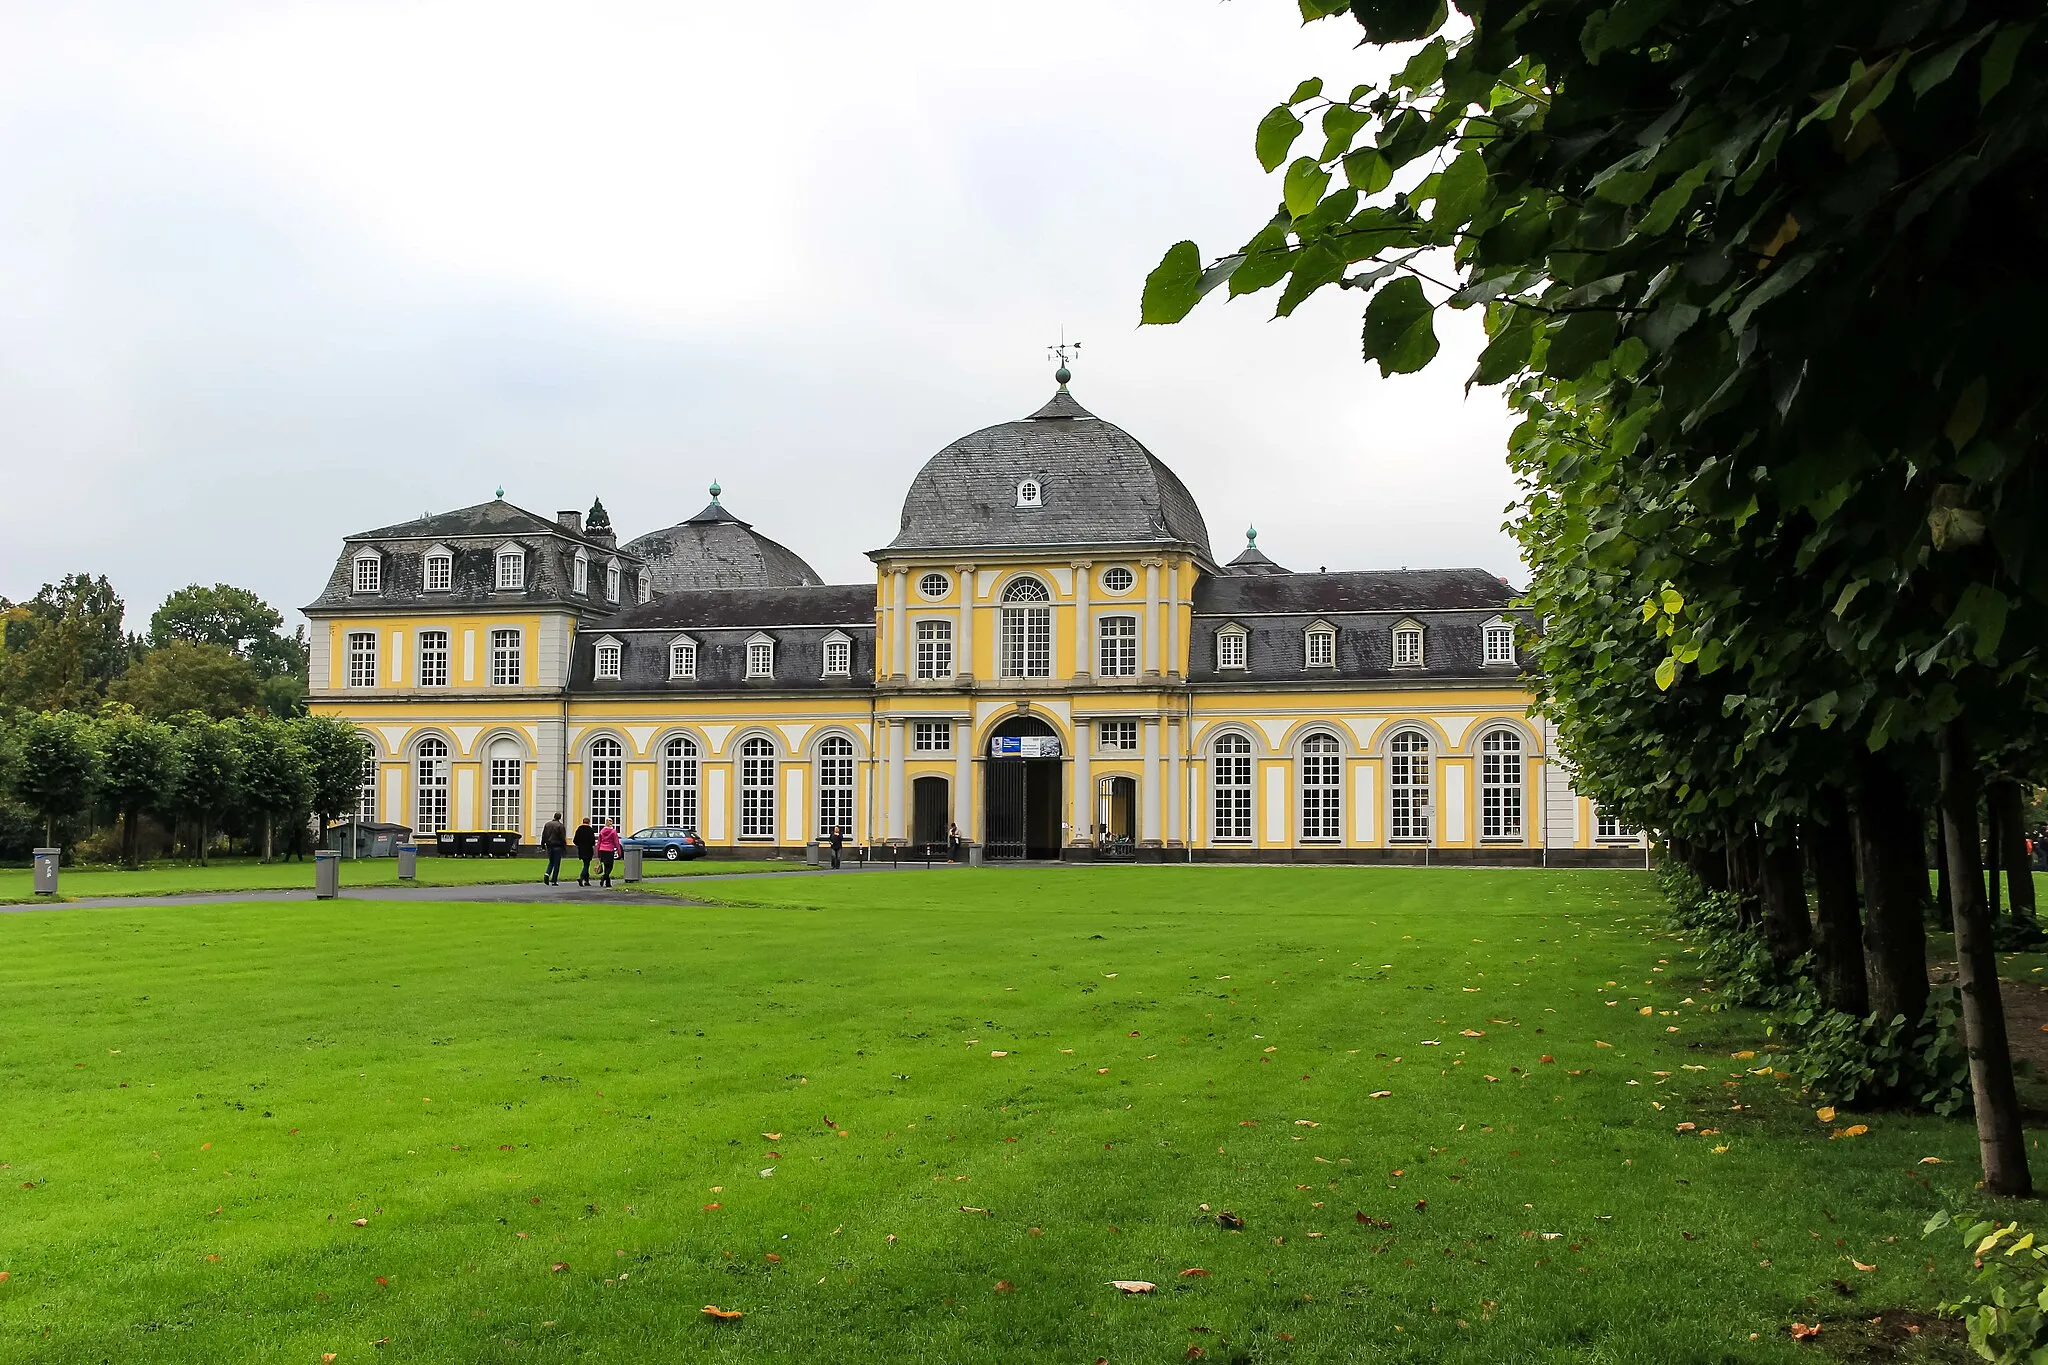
(623, 845), (644, 883)
(314, 850), (340, 899)
(396, 844), (418, 880)
(32, 847), (59, 896)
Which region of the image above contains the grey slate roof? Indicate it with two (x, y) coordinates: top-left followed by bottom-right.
(621, 493), (824, 594)
(571, 585), (876, 693)
(1223, 531), (1290, 576)
(882, 386), (1214, 562)
(307, 499), (645, 614)
(1189, 569), (1531, 685)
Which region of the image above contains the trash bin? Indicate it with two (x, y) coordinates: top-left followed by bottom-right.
(622, 845), (644, 883)
(967, 842), (983, 868)
(805, 841), (819, 866)
(315, 850), (340, 899)
(32, 847), (59, 895)
(396, 845), (418, 880)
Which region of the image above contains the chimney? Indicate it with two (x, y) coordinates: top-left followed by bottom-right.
(557, 510), (584, 535)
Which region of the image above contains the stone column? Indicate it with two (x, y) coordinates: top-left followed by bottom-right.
(1142, 559), (1162, 677)
(956, 564), (976, 682)
(1165, 558), (1181, 680)
(1072, 560), (1092, 679)
(954, 721), (972, 836)
(1072, 720), (1092, 845)
(1141, 717), (1163, 845)
(886, 719), (907, 842)
(890, 568), (909, 682)
(1166, 718), (1183, 847)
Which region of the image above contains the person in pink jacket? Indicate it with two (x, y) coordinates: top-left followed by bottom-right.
(595, 820), (623, 888)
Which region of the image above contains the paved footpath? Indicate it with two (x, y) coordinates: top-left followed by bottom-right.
(3, 859), (967, 913)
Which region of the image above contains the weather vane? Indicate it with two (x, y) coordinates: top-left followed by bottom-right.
(1047, 328), (1081, 387)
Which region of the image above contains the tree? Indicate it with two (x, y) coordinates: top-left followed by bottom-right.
(229, 716), (311, 862)
(296, 714), (370, 841)
(149, 584), (308, 682)
(167, 718), (241, 865)
(11, 711), (100, 848)
(0, 574), (132, 711)
(94, 708), (178, 869)
(107, 641), (263, 720)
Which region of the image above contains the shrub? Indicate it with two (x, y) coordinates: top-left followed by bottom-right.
(1923, 1211), (2048, 1363)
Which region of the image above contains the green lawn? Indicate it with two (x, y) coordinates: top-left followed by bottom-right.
(0, 856), (791, 902)
(0, 868), (1994, 1362)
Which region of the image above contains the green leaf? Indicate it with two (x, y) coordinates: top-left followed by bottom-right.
(1342, 147), (1395, 193)
(1284, 156), (1334, 219)
(1395, 38), (1447, 91)
(1592, 166), (1658, 207)
(1843, 54), (1907, 131)
(1980, 22), (2035, 107)
(1945, 377), (1988, 451)
(1947, 582), (2009, 661)
(1469, 308), (1536, 386)
(1432, 151), (1488, 227)
(1140, 241), (1203, 325)
(1274, 244), (1345, 318)
(1659, 588), (1684, 616)
(1319, 104), (1371, 161)
(1654, 656), (1678, 691)
(1580, 0), (1673, 61)
(1361, 275), (1440, 375)
(1543, 310), (1620, 381)
(1229, 226), (1296, 297)
(1637, 161), (1710, 235)
(1909, 24), (1994, 99)
(1287, 77), (1326, 106)
(1349, 0), (1446, 44)
(1726, 254), (1820, 336)
(1257, 106), (1305, 173)
(1832, 580), (1867, 617)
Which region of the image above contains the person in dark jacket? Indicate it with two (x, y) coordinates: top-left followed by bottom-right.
(540, 813), (567, 886)
(828, 825), (844, 870)
(573, 818), (597, 886)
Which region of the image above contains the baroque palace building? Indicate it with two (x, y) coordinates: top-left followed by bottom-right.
(306, 372), (1642, 863)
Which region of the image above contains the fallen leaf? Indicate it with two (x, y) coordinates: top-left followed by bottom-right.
(1539, 1054), (1555, 1063)
(375, 1276), (389, 1286)
(765, 1254), (781, 1264)
(550, 1262), (570, 1273)
(1595, 1041), (1613, 1049)
(1639, 1006), (1654, 1015)
(323, 1356), (336, 1363)
(991, 1051), (1009, 1058)
(762, 1133), (781, 1140)
(1852, 1260), (1876, 1272)
(1919, 1156), (1943, 1164)
(960, 1206), (991, 1215)
(994, 1280), (1014, 1292)
(1815, 1106), (1837, 1123)
(1461, 1029), (1484, 1037)
(1109, 1280), (1156, 1293)
(1217, 1211), (1244, 1230)
(1179, 1267), (1211, 1278)
(1369, 1090), (1393, 1099)
(701, 1305), (743, 1320)
(1790, 1322), (1821, 1341)
(352, 1218), (369, 1227)
(1675, 1123), (1697, 1133)
(1186, 1348), (1206, 1359)
(1294, 1120), (1319, 1127)
(1831, 1125), (1870, 1140)
(703, 1203), (722, 1211)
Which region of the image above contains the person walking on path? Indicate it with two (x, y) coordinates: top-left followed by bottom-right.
(828, 825), (844, 870)
(573, 818), (597, 886)
(595, 819), (623, 888)
(540, 812), (567, 886)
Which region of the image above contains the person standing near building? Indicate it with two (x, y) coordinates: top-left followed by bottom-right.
(595, 819), (623, 888)
(540, 812), (567, 886)
(573, 817), (597, 886)
(828, 825), (843, 870)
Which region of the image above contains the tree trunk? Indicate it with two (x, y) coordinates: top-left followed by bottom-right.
(1855, 763), (1930, 1028)
(1807, 806), (1867, 1016)
(1934, 821), (1951, 922)
(1938, 722), (2032, 1199)
(1730, 834), (1763, 928)
(1693, 840), (1730, 894)
(1990, 780), (2037, 921)
(122, 807), (140, 870)
(1988, 795), (2003, 917)
(262, 815), (274, 864)
(1759, 838), (1812, 970)
(197, 809), (210, 867)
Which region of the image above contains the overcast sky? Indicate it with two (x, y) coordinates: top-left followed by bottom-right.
(0, 1), (1521, 632)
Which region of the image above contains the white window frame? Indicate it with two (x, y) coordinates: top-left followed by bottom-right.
(914, 619), (954, 679)
(1000, 577), (1052, 678)
(1299, 732), (1343, 841)
(594, 636), (622, 680)
(1483, 617), (1517, 665)
(587, 737), (623, 828)
(637, 569), (652, 604)
(1388, 730), (1432, 841)
(1393, 621), (1425, 668)
(490, 628), (522, 686)
(1479, 727), (1524, 839)
(606, 558), (621, 603)
(1597, 811), (1639, 841)
(662, 735), (700, 829)
(913, 721), (951, 753)
(574, 550), (590, 595)
(414, 737), (449, 835)
(1098, 614), (1139, 677)
(417, 629), (450, 688)
(352, 550), (382, 595)
(739, 736), (776, 839)
(487, 740), (523, 832)
(816, 736), (854, 837)
(1100, 565), (1135, 595)
(1098, 720), (1138, 752)
(423, 545), (453, 593)
(356, 743), (377, 822)
(669, 635), (698, 680)
(1211, 732), (1254, 841)
(917, 572), (950, 600)
(494, 542), (526, 591)
(346, 631), (378, 688)
(822, 631), (851, 678)
(1216, 626), (1247, 670)
(746, 633), (775, 679)
(1304, 622), (1336, 669)
(1016, 479), (1042, 508)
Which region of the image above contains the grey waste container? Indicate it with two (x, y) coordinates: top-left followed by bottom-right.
(315, 850), (340, 899)
(622, 845), (644, 883)
(805, 841), (819, 865)
(32, 847), (59, 895)
(967, 842), (984, 868)
(396, 845), (418, 880)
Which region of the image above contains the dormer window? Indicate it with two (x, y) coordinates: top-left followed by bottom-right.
(669, 635), (698, 680)
(606, 558), (621, 603)
(1016, 479), (1042, 508)
(822, 631), (851, 678)
(1483, 617), (1516, 665)
(746, 633), (775, 679)
(495, 543), (526, 591)
(1393, 621), (1425, 668)
(423, 545), (452, 592)
(593, 636), (622, 680)
(573, 550), (590, 595)
(637, 569), (652, 605)
(1304, 622), (1336, 669)
(1216, 624), (1248, 670)
(352, 550), (382, 595)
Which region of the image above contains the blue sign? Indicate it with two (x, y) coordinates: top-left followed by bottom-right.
(991, 735), (1061, 758)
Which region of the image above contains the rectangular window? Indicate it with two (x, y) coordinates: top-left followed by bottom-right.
(670, 641), (696, 679)
(496, 552), (524, 590)
(1217, 631), (1246, 669)
(357, 750), (377, 822)
(747, 641), (774, 678)
(1597, 813), (1638, 840)
(424, 555), (451, 592)
(1001, 606), (1051, 677)
(574, 556), (590, 595)
(824, 638), (851, 676)
(1394, 627), (1423, 667)
(346, 631), (378, 688)
(606, 562), (621, 602)
(595, 643), (621, 679)
(1098, 615), (1138, 676)
(1098, 720), (1138, 752)
(491, 629), (521, 686)
(914, 619), (953, 679)
(489, 758), (523, 832)
(913, 721), (951, 753)
(417, 630), (449, 688)
(1306, 630), (1335, 667)
(353, 556), (380, 594)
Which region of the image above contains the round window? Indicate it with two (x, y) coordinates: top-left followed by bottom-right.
(917, 572), (949, 599)
(1101, 565), (1135, 594)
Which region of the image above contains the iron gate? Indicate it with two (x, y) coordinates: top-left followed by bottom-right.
(985, 758), (1028, 859)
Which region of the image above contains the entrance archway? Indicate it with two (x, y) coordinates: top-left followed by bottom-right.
(984, 714), (1063, 859)
(1095, 775), (1136, 857)
(912, 776), (950, 850)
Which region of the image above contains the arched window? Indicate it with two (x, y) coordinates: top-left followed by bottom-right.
(1000, 576), (1051, 677)
(1212, 733), (1253, 842)
(606, 558), (621, 603)
(423, 547), (452, 592)
(356, 741), (377, 822)
(414, 737), (448, 835)
(638, 569), (652, 604)
(573, 550), (590, 595)
(1483, 619), (1516, 665)
(594, 639), (622, 679)
(1300, 732), (1342, 841)
(662, 735), (699, 829)
(816, 736), (854, 838)
(1098, 615), (1138, 677)
(914, 619), (954, 679)
(352, 550), (382, 594)
(587, 737), (623, 828)
(1389, 730), (1431, 840)
(487, 737), (523, 832)
(496, 547), (525, 590)
(1480, 728), (1524, 838)
(739, 737), (776, 839)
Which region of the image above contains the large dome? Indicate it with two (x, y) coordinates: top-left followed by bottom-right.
(623, 487), (823, 593)
(881, 387), (1214, 562)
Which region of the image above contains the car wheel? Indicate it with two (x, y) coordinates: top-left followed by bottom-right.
(664, 846), (683, 861)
